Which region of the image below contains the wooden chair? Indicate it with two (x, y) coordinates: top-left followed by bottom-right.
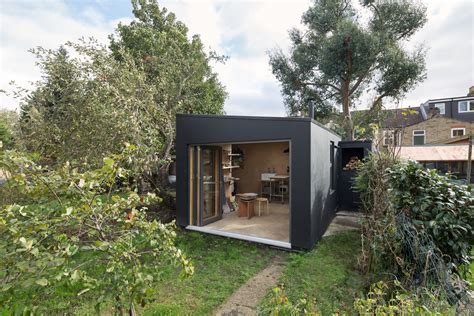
(255, 197), (269, 216)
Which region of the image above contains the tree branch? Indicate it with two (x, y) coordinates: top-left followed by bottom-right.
(301, 80), (341, 92)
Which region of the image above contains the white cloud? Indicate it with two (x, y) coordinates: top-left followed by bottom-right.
(1, 0), (473, 116)
(398, 0), (473, 107)
(160, 0), (310, 116)
(0, 0), (122, 110)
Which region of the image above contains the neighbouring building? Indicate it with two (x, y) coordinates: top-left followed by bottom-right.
(367, 86), (474, 148)
(420, 86), (474, 122)
(354, 86), (474, 182)
(400, 116), (473, 146)
(398, 145), (474, 183)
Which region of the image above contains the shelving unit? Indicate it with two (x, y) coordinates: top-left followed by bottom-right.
(222, 165), (240, 169)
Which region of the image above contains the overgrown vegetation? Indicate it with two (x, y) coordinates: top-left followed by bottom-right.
(0, 146), (193, 314)
(0, 110), (16, 149)
(15, 0), (226, 190)
(354, 152), (473, 310)
(354, 280), (454, 315)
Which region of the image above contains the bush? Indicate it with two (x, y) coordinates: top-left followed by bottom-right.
(0, 146), (193, 314)
(387, 160), (473, 275)
(354, 154), (473, 306)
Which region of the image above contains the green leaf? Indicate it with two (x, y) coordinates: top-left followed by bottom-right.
(35, 278), (49, 286)
(78, 288), (90, 296)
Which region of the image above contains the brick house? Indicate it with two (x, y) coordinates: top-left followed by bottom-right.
(400, 116), (473, 146)
(354, 86), (474, 182)
(366, 86), (474, 148)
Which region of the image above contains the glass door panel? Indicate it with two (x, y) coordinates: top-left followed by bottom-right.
(190, 145), (221, 226)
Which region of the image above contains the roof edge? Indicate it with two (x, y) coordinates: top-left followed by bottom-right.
(310, 118), (342, 138)
(176, 113), (312, 123)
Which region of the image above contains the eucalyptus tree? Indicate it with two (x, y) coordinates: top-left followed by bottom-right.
(110, 0), (227, 186)
(269, 0), (427, 139)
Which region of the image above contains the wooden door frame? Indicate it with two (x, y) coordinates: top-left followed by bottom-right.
(189, 145), (222, 226)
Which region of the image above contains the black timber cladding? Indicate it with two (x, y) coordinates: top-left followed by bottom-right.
(175, 114), (341, 250)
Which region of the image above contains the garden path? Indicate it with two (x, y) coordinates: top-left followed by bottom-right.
(214, 211), (361, 315)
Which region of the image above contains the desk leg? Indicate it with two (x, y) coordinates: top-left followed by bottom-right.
(280, 180), (284, 204)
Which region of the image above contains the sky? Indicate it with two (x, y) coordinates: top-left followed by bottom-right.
(1, 0), (473, 116)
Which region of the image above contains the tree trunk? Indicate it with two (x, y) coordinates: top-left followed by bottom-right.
(158, 137), (174, 189)
(342, 36), (354, 141)
(341, 80), (354, 141)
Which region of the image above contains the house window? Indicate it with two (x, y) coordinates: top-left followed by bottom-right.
(412, 130), (425, 145)
(434, 103), (445, 115)
(383, 129), (401, 146)
(458, 100), (474, 113)
(451, 128), (465, 137)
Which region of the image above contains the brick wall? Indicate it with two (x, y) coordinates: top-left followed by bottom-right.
(400, 117), (473, 145)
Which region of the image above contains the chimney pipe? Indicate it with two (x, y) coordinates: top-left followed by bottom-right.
(308, 101), (315, 120)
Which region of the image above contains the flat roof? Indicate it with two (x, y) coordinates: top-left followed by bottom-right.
(399, 144), (473, 161)
(427, 96), (474, 102)
(176, 113), (341, 138)
(177, 113), (312, 122)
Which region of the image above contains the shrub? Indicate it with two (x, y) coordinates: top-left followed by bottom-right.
(353, 152), (398, 273)
(259, 285), (319, 315)
(0, 146), (193, 314)
(354, 281), (454, 315)
(354, 154), (473, 306)
(387, 160), (473, 276)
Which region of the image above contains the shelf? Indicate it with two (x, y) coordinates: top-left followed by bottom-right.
(228, 153), (241, 156)
(223, 165), (240, 169)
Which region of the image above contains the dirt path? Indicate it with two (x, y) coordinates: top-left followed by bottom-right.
(214, 256), (286, 316)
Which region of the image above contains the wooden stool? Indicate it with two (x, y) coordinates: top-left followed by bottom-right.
(256, 197), (269, 216)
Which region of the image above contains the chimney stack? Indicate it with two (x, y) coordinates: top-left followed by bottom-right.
(468, 86), (474, 97)
(308, 101), (315, 120)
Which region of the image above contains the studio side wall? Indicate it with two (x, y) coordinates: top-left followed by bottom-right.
(176, 114), (313, 249)
(310, 122), (341, 246)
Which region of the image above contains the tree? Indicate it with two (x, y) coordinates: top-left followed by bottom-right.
(0, 110), (17, 149)
(0, 146), (193, 314)
(269, 0), (427, 140)
(110, 0), (227, 186)
(18, 40), (165, 189)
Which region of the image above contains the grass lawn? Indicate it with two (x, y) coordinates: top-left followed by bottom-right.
(140, 231), (284, 315)
(1, 228), (281, 315)
(260, 231), (367, 315)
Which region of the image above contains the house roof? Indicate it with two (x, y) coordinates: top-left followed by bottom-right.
(379, 107), (424, 128)
(352, 107), (423, 129)
(427, 95), (474, 103)
(399, 145), (473, 161)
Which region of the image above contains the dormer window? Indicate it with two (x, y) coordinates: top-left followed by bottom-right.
(434, 103), (445, 115)
(458, 100), (474, 113)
